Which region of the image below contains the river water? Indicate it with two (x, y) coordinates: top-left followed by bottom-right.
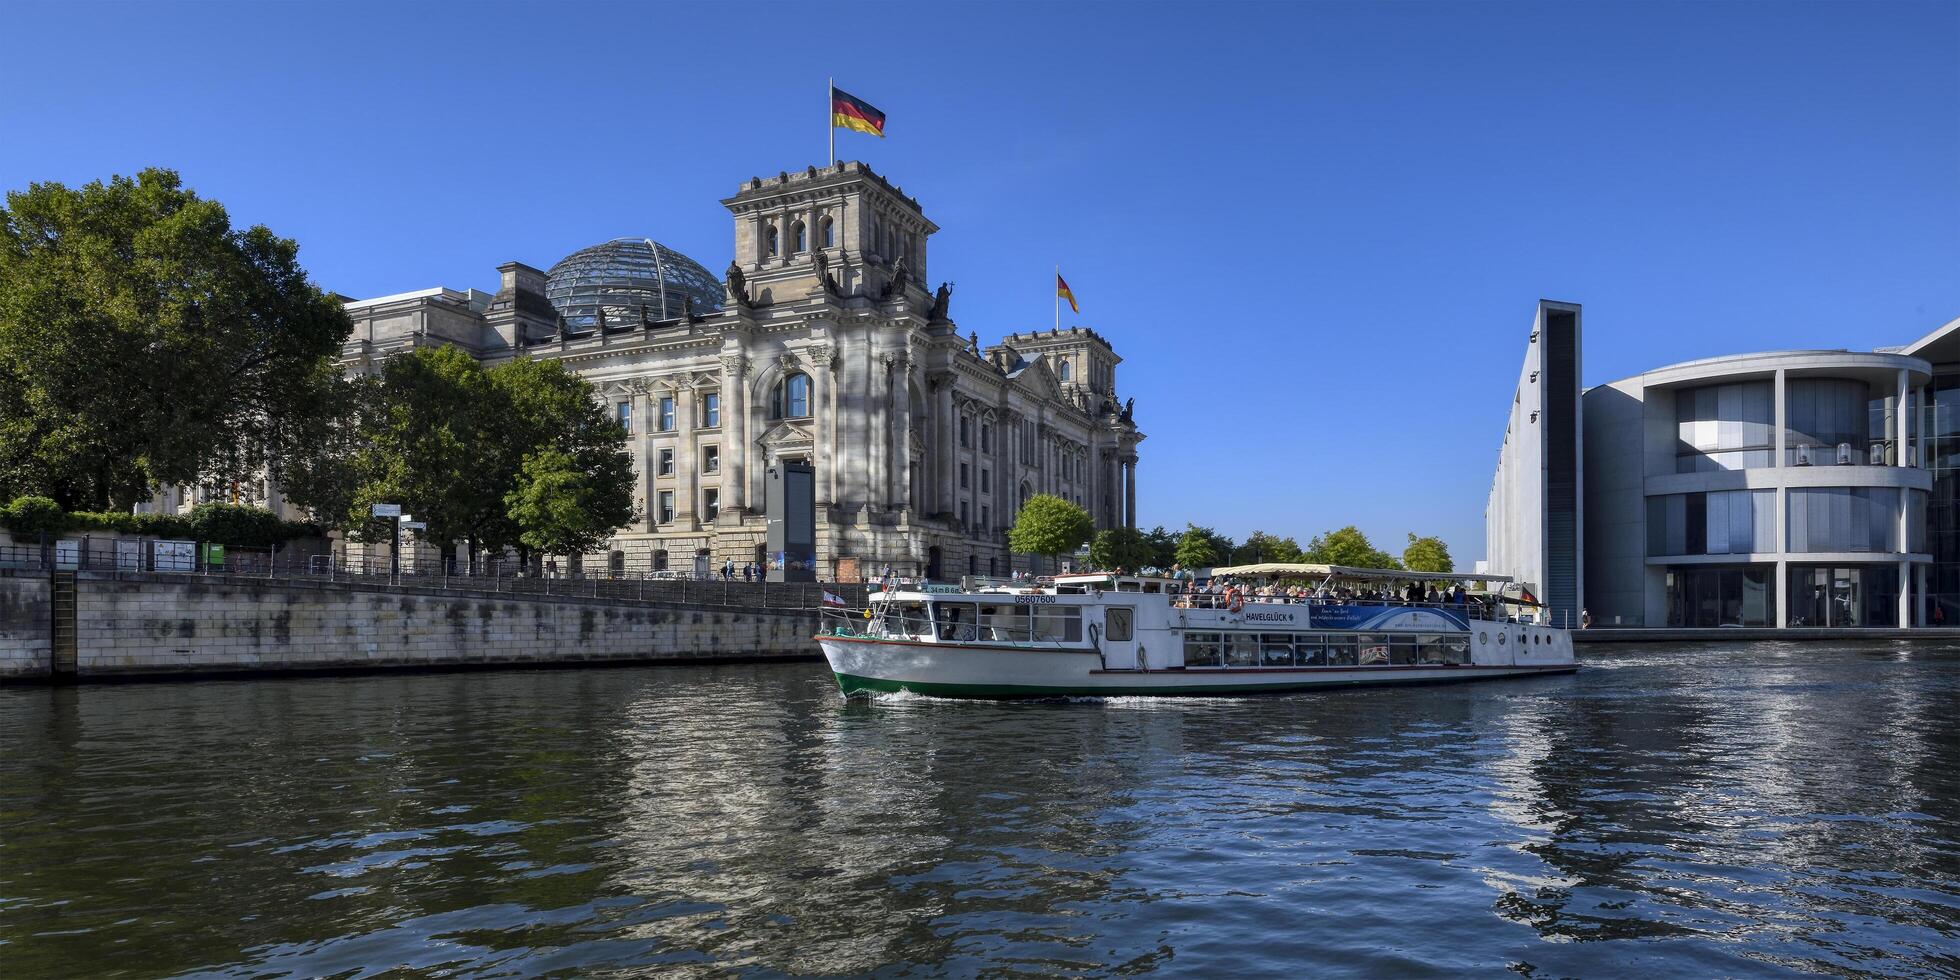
(2, 644), (1956, 978)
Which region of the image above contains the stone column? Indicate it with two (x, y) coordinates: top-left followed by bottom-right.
(675, 381), (697, 527)
(721, 353), (748, 513)
(893, 353), (913, 514)
(811, 346), (834, 506)
(942, 385), (958, 515)
(633, 381), (654, 531)
(1123, 455), (1138, 530)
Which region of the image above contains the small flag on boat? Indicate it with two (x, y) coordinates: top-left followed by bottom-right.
(831, 86), (886, 138)
(1056, 272), (1079, 314)
(822, 590), (849, 607)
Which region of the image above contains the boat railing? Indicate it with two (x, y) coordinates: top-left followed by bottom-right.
(1172, 592), (1552, 625)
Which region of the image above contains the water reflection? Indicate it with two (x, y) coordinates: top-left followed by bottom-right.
(1, 645), (1956, 977)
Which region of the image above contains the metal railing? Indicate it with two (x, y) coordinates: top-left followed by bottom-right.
(0, 542), (868, 612)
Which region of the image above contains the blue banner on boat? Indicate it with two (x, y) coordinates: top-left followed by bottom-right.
(1307, 604), (1469, 632)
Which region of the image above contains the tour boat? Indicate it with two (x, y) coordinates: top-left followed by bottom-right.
(817, 565), (1575, 698)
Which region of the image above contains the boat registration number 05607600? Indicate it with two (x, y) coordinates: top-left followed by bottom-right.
(1013, 595), (1058, 604)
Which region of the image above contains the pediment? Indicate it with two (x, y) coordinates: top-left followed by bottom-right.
(758, 420), (814, 451)
(1010, 356), (1063, 399)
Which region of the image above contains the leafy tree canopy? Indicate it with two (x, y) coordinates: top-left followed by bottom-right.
(1141, 525), (1180, 569)
(1089, 526), (1156, 572)
(299, 348), (634, 558)
(1402, 533), (1454, 574)
(0, 169), (350, 509)
(1008, 494), (1094, 559)
(1236, 530), (1305, 564)
(1174, 523), (1230, 569)
(1304, 525), (1401, 570)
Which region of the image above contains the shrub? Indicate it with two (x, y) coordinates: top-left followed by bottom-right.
(0, 496), (67, 537)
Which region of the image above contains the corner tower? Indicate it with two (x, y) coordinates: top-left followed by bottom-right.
(720, 162), (938, 306)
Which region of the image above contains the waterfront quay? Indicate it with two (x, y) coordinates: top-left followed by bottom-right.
(2, 642), (1955, 976)
(0, 546), (859, 681)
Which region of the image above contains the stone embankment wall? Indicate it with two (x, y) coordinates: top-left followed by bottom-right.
(0, 571), (52, 677)
(1, 572), (831, 680)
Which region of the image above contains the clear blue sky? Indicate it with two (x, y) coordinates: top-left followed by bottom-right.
(5, 1), (1956, 563)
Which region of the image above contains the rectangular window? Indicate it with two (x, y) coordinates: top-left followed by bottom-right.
(1788, 487), (1901, 553)
(960, 501), (969, 525)
(654, 549), (668, 571)
(1105, 607), (1134, 642)
(1648, 489), (1775, 556)
(657, 490), (675, 524)
(980, 504), (989, 530)
(982, 424), (991, 452)
(1323, 634), (1357, 666)
(703, 445), (720, 473)
(657, 448), (675, 476)
(617, 401), (632, 433)
(981, 469), (991, 493)
(702, 488), (720, 522)
(702, 392), (720, 428)
(1184, 632), (1223, 667)
(960, 463), (969, 489)
(659, 396), (676, 432)
(960, 416), (971, 448)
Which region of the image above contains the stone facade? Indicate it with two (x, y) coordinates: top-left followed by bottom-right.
(0, 572), (52, 677)
(326, 161), (1144, 580)
(1, 573), (826, 679)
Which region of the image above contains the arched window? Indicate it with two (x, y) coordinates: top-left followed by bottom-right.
(765, 225), (779, 257)
(792, 221), (806, 254)
(774, 372), (811, 418)
(1059, 361), (1071, 381)
(820, 216), (835, 247)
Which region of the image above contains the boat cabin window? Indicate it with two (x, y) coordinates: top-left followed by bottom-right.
(1035, 606), (1083, 642)
(885, 601), (930, 637)
(1322, 634), (1357, 666)
(934, 602), (980, 641)
(1105, 607), (1133, 642)
(1226, 634), (1259, 667)
(1260, 633), (1293, 667)
(1115, 580), (1141, 592)
(1184, 632), (1223, 667)
(1419, 634), (1470, 664)
(1356, 634), (1390, 665)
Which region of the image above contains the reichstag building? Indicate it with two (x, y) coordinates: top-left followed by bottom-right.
(333, 161), (1144, 580)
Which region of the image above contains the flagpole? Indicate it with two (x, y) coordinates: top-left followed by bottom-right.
(827, 76), (835, 167)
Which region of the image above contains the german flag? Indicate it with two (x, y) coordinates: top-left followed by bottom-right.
(832, 87), (886, 138)
(1057, 273), (1079, 314)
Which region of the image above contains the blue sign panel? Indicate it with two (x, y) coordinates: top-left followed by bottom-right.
(1307, 604), (1469, 632)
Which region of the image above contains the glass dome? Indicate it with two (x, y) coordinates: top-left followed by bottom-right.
(545, 238), (724, 330)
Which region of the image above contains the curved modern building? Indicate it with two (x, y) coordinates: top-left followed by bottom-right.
(1585, 348), (1932, 628)
(544, 237), (724, 330)
(1486, 303), (1959, 630)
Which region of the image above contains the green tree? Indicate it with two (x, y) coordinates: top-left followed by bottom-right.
(1141, 525), (1180, 569)
(1008, 494), (1094, 562)
(311, 348), (635, 561)
(1304, 525), (1401, 569)
(0, 169), (350, 509)
(1174, 523), (1225, 569)
(1237, 529), (1304, 564)
(1402, 533), (1454, 574)
(1089, 526), (1156, 571)
(505, 449), (636, 557)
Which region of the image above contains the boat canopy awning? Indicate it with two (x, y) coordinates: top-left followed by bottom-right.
(1207, 562), (1512, 584)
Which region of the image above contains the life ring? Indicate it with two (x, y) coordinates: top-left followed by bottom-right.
(1225, 588), (1245, 614)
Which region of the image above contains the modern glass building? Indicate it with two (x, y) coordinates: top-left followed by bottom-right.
(1487, 303), (1959, 630)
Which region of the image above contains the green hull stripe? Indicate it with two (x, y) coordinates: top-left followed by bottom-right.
(832, 668), (1575, 698)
